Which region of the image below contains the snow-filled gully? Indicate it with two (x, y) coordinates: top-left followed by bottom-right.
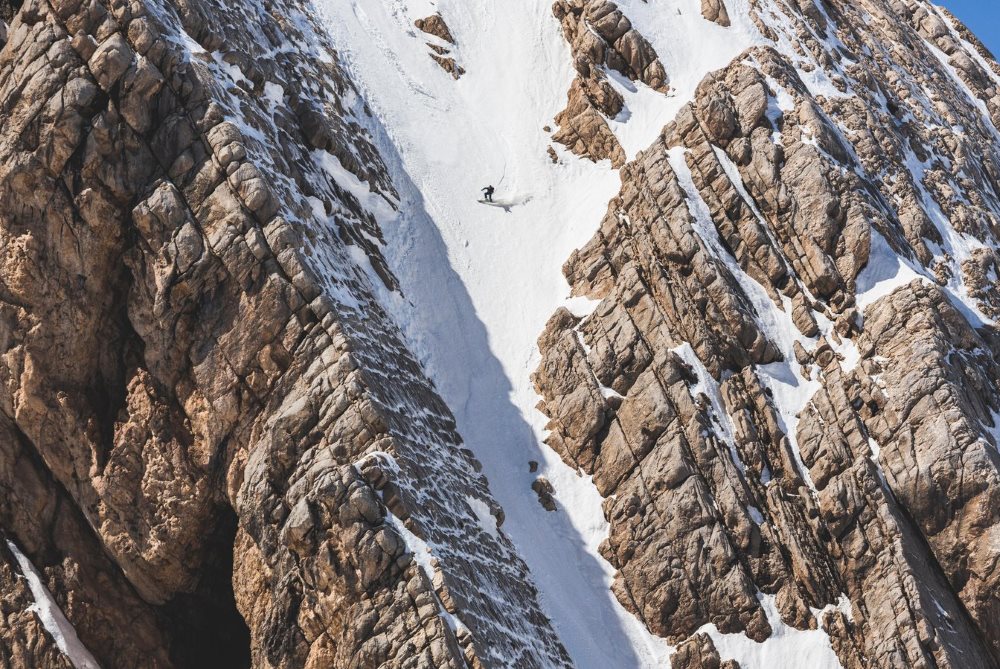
(316, 0), (670, 662)
(313, 0), (852, 666)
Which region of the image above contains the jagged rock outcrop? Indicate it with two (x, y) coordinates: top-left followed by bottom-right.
(0, 0), (569, 666)
(550, 0), (668, 166)
(553, 77), (627, 168)
(701, 0), (731, 27)
(552, 0), (667, 92)
(536, 0), (1000, 667)
(415, 14), (464, 79)
(672, 634), (739, 669)
(415, 14), (454, 44)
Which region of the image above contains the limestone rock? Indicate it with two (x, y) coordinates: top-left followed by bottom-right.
(534, 2), (1000, 667)
(531, 477), (558, 511)
(553, 76), (627, 167)
(701, 0), (731, 27)
(0, 0), (569, 665)
(430, 52), (465, 79)
(672, 633), (739, 669)
(415, 14), (455, 44)
(416, 14), (465, 77)
(550, 0), (668, 164)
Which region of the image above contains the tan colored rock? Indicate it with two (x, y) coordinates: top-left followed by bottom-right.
(87, 33), (133, 91)
(430, 53), (465, 79)
(672, 633), (739, 669)
(534, 2), (1000, 667)
(531, 477), (558, 511)
(552, 0), (668, 92)
(415, 13), (455, 44)
(550, 0), (669, 164)
(963, 248), (1000, 320)
(415, 15), (464, 77)
(701, 0), (731, 27)
(553, 76), (627, 167)
(0, 0), (571, 666)
(0, 542), (76, 669)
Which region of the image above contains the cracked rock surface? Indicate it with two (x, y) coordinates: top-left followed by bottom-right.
(0, 0), (569, 666)
(2, 0), (1000, 666)
(536, 0), (1000, 667)
(550, 0), (667, 167)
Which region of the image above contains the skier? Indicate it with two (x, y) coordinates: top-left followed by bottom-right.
(481, 185), (495, 202)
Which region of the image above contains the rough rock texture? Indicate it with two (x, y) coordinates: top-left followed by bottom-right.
(552, 0), (667, 92)
(550, 0), (668, 166)
(415, 14), (464, 79)
(701, 0), (731, 27)
(553, 76), (628, 168)
(0, 0), (568, 666)
(535, 0), (1000, 667)
(0, 0), (18, 23)
(429, 51), (465, 80)
(2, 0), (1000, 666)
(672, 634), (739, 669)
(0, 542), (73, 669)
(415, 14), (454, 44)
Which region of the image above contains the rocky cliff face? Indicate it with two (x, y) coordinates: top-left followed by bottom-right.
(0, 0), (570, 666)
(1, 0), (999, 668)
(536, 1), (1000, 667)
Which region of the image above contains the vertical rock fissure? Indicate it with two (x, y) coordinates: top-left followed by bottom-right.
(9, 419), (244, 669)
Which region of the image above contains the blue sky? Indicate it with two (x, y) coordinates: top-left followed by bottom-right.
(939, 1), (1000, 57)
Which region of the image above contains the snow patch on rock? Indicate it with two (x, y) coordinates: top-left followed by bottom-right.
(5, 540), (102, 669)
(700, 593), (844, 669)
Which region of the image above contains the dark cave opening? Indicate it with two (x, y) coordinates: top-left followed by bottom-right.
(162, 509), (252, 669)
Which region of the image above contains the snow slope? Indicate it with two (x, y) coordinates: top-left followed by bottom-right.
(316, 2), (661, 664)
(312, 0), (844, 666)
